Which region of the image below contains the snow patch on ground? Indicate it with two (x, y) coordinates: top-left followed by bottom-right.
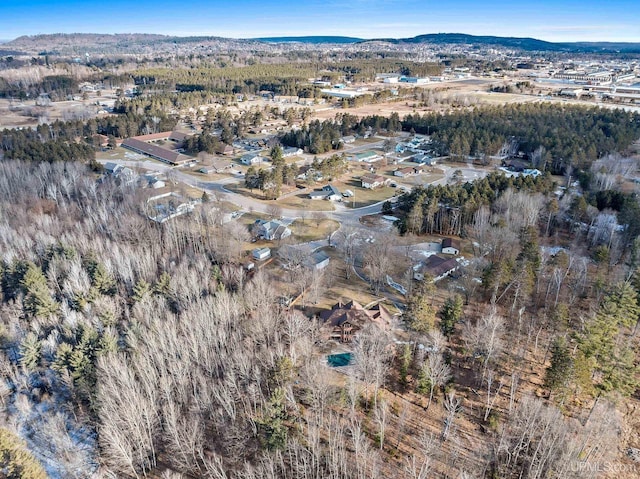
(4, 371), (98, 478)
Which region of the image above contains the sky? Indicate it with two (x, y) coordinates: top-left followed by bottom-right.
(1, 0), (639, 43)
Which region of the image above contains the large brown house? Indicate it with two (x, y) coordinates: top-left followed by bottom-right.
(319, 300), (394, 343)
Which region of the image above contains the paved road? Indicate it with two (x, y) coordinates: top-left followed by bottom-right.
(97, 156), (489, 228)
(98, 158), (394, 225)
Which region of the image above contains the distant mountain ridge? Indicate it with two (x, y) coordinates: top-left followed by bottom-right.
(4, 32), (640, 54)
(370, 33), (640, 53)
(257, 33), (640, 52)
(255, 36), (363, 44)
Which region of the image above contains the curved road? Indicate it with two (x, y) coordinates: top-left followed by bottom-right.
(98, 158), (489, 227)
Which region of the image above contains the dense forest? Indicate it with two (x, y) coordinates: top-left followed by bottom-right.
(0, 112), (177, 162)
(131, 59), (442, 95)
(402, 103), (640, 173)
(395, 171), (555, 236)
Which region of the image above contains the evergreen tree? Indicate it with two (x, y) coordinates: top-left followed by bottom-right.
(132, 279), (151, 303)
(544, 336), (574, 400)
(0, 428), (47, 479)
(20, 333), (41, 371)
(578, 282), (640, 396)
(440, 295), (463, 337)
(153, 271), (172, 298)
(84, 256), (116, 296)
(20, 263), (58, 317)
(405, 282), (436, 333)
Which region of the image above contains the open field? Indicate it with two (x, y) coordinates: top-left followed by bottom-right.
(331, 178), (397, 208)
(96, 147), (163, 164)
(0, 89), (121, 129)
(225, 184), (336, 211)
(288, 218), (339, 242)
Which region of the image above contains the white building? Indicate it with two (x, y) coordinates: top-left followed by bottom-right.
(241, 154), (264, 165)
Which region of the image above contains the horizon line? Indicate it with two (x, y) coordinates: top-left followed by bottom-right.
(4, 31), (640, 45)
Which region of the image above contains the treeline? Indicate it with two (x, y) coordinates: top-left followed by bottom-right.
(402, 103), (640, 173)
(0, 74), (79, 100)
(395, 171), (554, 236)
(0, 113), (177, 162)
(132, 63), (320, 96)
(131, 59), (443, 96)
(2, 137), (95, 162)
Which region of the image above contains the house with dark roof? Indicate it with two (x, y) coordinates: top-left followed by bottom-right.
(307, 251), (330, 270)
(104, 162), (123, 175)
(309, 184), (342, 201)
(319, 300), (395, 343)
(413, 255), (460, 282)
(441, 238), (460, 255)
(361, 174), (386, 189)
(253, 219), (292, 241)
(216, 144), (235, 156)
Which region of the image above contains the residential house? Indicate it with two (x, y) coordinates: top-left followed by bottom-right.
(141, 174), (165, 189)
(361, 174), (386, 189)
(216, 144), (235, 156)
(254, 219), (292, 241)
(394, 166), (414, 177)
(306, 251), (330, 271)
(349, 151), (381, 163)
(441, 238), (460, 255)
(282, 147), (303, 157)
(240, 154), (264, 165)
(393, 166), (423, 177)
(119, 167), (136, 185)
(274, 95), (299, 103)
(147, 192), (196, 223)
(104, 162), (123, 175)
(309, 184), (342, 201)
(93, 134), (110, 148)
(413, 255), (459, 282)
(319, 300), (395, 343)
(389, 150), (416, 163)
(341, 135), (356, 144)
(252, 247), (271, 261)
(200, 158), (234, 174)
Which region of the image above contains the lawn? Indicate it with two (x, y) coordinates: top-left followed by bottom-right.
(186, 168), (228, 182)
(303, 247), (382, 313)
(96, 147), (152, 163)
(289, 218), (340, 242)
(278, 194), (336, 212)
(226, 184), (336, 211)
(331, 178), (396, 208)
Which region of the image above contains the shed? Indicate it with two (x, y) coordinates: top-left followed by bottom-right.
(252, 247), (271, 261)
